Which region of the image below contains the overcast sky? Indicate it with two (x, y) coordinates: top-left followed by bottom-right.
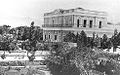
(0, 0), (120, 27)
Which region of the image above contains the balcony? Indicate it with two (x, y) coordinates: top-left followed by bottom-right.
(42, 24), (73, 28)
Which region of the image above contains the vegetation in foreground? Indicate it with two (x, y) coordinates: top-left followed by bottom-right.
(46, 30), (120, 75)
(1, 23), (120, 75)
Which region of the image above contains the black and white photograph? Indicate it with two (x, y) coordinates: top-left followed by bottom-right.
(0, 0), (120, 75)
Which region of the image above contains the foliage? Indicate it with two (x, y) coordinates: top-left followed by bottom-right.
(0, 34), (18, 51)
(16, 25), (43, 51)
(93, 60), (120, 75)
(101, 34), (111, 49)
(9, 28), (16, 34)
(47, 62), (80, 75)
(46, 29), (120, 75)
(16, 26), (29, 40)
(22, 26), (30, 40)
(0, 25), (11, 34)
(20, 40), (31, 51)
(74, 46), (120, 75)
(77, 30), (88, 48)
(46, 42), (80, 75)
(64, 32), (76, 43)
(111, 29), (120, 51)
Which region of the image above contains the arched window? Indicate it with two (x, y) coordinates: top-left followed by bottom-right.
(83, 20), (87, 27)
(45, 35), (47, 39)
(77, 19), (79, 27)
(99, 21), (102, 28)
(89, 20), (93, 28)
(52, 19), (54, 24)
(54, 35), (57, 40)
(52, 19), (55, 27)
(49, 35), (50, 39)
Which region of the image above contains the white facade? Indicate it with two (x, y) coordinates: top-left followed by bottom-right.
(43, 7), (111, 42)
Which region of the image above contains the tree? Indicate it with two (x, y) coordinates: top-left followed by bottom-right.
(16, 26), (30, 40)
(16, 25), (43, 42)
(46, 42), (80, 75)
(34, 27), (43, 41)
(0, 25), (11, 35)
(77, 30), (88, 48)
(16, 25), (43, 51)
(74, 46), (120, 75)
(64, 32), (76, 43)
(2, 25), (11, 34)
(9, 28), (16, 34)
(101, 34), (111, 49)
(74, 47), (95, 74)
(3, 35), (18, 51)
(46, 40), (120, 75)
(111, 29), (119, 52)
(20, 40), (31, 51)
(117, 32), (120, 46)
(0, 33), (18, 59)
(0, 28), (3, 34)
(22, 27), (30, 40)
(90, 32), (98, 48)
(93, 34), (101, 48)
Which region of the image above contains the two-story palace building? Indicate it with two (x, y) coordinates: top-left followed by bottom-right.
(42, 7), (114, 42)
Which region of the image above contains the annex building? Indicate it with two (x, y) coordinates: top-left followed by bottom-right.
(42, 7), (116, 42)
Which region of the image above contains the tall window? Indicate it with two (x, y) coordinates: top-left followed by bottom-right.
(54, 35), (57, 40)
(52, 20), (54, 24)
(49, 35), (50, 39)
(45, 35), (46, 39)
(83, 20), (87, 27)
(99, 21), (102, 28)
(77, 19), (79, 27)
(89, 20), (93, 28)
